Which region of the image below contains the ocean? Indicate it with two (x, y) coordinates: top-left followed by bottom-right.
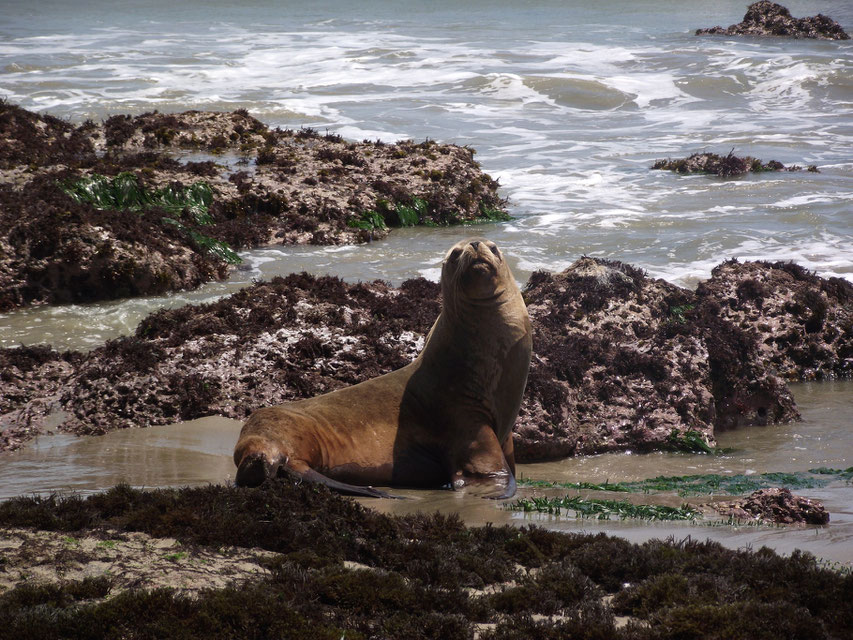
(0, 0), (851, 562)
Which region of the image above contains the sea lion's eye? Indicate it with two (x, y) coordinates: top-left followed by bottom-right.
(449, 248), (462, 261)
(489, 245), (500, 258)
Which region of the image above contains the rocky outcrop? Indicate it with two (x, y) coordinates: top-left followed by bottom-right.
(696, 2), (850, 40)
(652, 151), (817, 177)
(0, 104), (506, 311)
(514, 258), (797, 460)
(711, 488), (830, 524)
(4, 259), (849, 457)
(697, 260), (853, 380)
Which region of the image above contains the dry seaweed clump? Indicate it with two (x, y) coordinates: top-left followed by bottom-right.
(0, 104), (508, 311)
(696, 1), (850, 40)
(0, 100), (96, 169)
(711, 488), (830, 524)
(0, 482), (850, 640)
(513, 257), (797, 460)
(652, 151), (818, 177)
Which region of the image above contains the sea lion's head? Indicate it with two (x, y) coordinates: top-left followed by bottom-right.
(441, 237), (513, 305)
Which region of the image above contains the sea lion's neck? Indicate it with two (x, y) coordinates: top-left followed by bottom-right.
(418, 294), (529, 386)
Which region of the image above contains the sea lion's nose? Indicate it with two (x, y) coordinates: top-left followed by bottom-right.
(470, 240), (480, 250)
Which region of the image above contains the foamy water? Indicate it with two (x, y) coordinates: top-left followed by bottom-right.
(1, 0), (851, 349)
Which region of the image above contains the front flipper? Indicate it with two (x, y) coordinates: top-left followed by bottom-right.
(452, 426), (517, 500)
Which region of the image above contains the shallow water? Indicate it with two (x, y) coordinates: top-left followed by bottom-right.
(1, 382), (850, 566)
(1, 0), (852, 349)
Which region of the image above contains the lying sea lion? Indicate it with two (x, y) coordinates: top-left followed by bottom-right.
(233, 237), (532, 498)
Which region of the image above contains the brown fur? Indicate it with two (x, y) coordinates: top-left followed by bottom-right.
(233, 238), (532, 498)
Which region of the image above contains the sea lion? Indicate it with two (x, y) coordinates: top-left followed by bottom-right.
(233, 237), (532, 498)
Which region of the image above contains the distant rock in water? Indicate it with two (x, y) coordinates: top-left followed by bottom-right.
(652, 151), (817, 177)
(712, 488), (830, 525)
(696, 1), (850, 40)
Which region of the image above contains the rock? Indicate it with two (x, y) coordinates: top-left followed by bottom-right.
(696, 2), (850, 40)
(712, 488), (830, 524)
(2, 258), (850, 457)
(0, 104), (507, 311)
(514, 257), (796, 460)
(652, 151), (817, 177)
(697, 260), (853, 381)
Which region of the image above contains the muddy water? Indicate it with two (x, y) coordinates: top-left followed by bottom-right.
(1, 382), (850, 567)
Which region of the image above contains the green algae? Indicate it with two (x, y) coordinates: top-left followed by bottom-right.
(506, 495), (700, 521)
(347, 209), (387, 232)
(518, 478), (632, 493)
(665, 428), (719, 454)
(60, 172), (241, 264)
(61, 172), (213, 221)
(518, 468), (853, 497)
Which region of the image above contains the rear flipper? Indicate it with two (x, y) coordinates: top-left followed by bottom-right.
(299, 468), (398, 499)
(235, 452), (398, 499)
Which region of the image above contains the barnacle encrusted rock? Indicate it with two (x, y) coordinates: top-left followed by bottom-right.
(711, 488), (830, 524)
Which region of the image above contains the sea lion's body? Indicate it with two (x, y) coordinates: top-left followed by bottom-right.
(234, 238), (532, 498)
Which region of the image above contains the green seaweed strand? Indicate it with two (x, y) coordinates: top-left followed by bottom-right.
(61, 172), (240, 264)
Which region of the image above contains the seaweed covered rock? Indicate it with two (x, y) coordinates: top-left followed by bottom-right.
(56, 275), (441, 438)
(0, 104), (507, 311)
(0, 346), (82, 451)
(0, 101), (95, 169)
(697, 260), (853, 380)
(652, 151), (817, 177)
(696, 2), (850, 40)
(514, 257), (797, 460)
(712, 488), (830, 524)
(3, 260), (850, 455)
(0, 173), (228, 311)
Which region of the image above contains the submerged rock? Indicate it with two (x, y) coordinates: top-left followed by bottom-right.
(652, 151), (817, 177)
(712, 488), (830, 524)
(5, 257), (849, 458)
(0, 104), (507, 311)
(696, 2), (850, 40)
